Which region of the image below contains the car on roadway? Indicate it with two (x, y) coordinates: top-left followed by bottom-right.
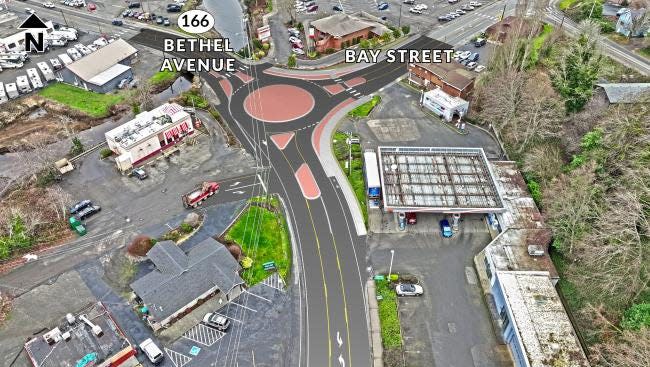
(469, 1), (482, 6)
(409, 8), (422, 14)
(396, 283), (424, 297)
(43, 2), (55, 8)
(458, 50), (471, 59)
(461, 4), (474, 10)
(406, 212), (417, 225)
(70, 200), (92, 215)
(403, 0), (415, 3)
(440, 219), (453, 238)
(292, 47), (305, 55)
(112, 18), (123, 26)
(202, 313), (231, 331)
(76, 204), (101, 220)
(414, 3), (428, 10)
(474, 65), (486, 72)
(333, 5), (343, 11)
(25, 7), (35, 13)
(474, 37), (487, 47)
(167, 4), (182, 11)
(466, 61), (478, 70)
(377, 2), (389, 10)
(455, 9), (466, 14)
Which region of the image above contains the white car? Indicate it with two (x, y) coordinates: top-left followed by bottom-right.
(469, 1), (482, 6)
(43, 2), (55, 7)
(414, 3), (428, 10)
(474, 65), (486, 72)
(25, 7), (35, 14)
(466, 61), (478, 70)
(459, 50), (471, 59)
(448, 0), (459, 3)
(292, 47), (305, 55)
(409, 8), (422, 14)
(396, 283), (424, 297)
(289, 36), (301, 44)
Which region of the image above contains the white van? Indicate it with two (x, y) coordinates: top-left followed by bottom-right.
(0, 82), (7, 104)
(138, 338), (164, 364)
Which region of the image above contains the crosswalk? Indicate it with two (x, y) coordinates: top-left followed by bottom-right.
(262, 272), (286, 291)
(332, 77), (363, 98)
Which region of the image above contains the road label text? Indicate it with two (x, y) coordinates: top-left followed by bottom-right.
(161, 37), (237, 72)
(345, 49), (454, 64)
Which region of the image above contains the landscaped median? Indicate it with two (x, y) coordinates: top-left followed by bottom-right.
(375, 277), (403, 366)
(223, 196), (292, 286)
(332, 131), (367, 225)
(39, 83), (125, 118)
(347, 95), (381, 118)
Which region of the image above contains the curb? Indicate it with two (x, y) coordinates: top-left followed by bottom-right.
(366, 279), (384, 367)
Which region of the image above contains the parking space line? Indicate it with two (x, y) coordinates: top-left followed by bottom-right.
(230, 301), (257, 312)
(243, 289), (272, 303)
(164, 348), (192, 367)
(212, 311), (242, 323)
(182, 323), (225, 346)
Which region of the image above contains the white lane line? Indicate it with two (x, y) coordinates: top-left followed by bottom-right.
(230, 301), (257, 312)
(224, 183), (258, 191)
(244, 289), (272, 303)
(257, 173), (267, 193)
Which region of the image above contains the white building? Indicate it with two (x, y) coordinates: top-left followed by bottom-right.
(421, 88), (469, 122)
(105, 103), (194, 171)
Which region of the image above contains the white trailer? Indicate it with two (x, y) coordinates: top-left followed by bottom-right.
(37, 62), (56, 82)
(51, 29), (77, 41)
(58, 53), (73, 65)
(0, 82), (7, 104)
(16, 75), (32, 94)
(50, 58), (63, 70)
(5, 83), (19, 99)
(27, 68), (44, 89)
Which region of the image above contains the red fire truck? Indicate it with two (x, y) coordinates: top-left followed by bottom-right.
(182, 181), (220, 208)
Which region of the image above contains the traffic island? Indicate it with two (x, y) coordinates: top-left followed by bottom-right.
(332, 131), (367, 225)
(373, 275), (405, 367)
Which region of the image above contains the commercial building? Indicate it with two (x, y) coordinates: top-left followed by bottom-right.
(310, 13), (389, 52)
(61, 38), (137, 93)
(377, 146), (504, 213)
(130, 238), (244, 331)
(421, 88), (469, 122)
(105, 103), (194, 171)
(408, 60), (475, 99)
(23, 302), (138, 367)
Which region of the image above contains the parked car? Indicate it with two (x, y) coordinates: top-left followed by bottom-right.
(455, 9), (466, 14)
(414, 3), (428, 10)
(333, 5), (342, 11)
(377, 2), (389, 10)
(409, 8), (422, 14)
(466, 61), (477, 70)
(117, 77), (130, 89)
(458, 50), (471, 59)
(468, 52), (479, 62)
(403, 0), (415, 3)
(76, 205), (101, 220)
(474, 65), (486, 72)
(163, 17), (170, 26)
(156, 15), (164, 24)
(438, 15), (451, 21)
(43, 2), (55, 8)
(292, 47), (305, 55)
(474, 38), (486, 47)
(70, 199), (92, 214)
(289, 36), (301, 44)
(287, 27), (300, 37)
(440, 219), (452, 238)
(469, 1), (482, 6)
(202, 313), (231, 331)
(448, 0), (459, 3)
(127, 1), (140, 8)
(396, 283), (424, 297)
(167, 4), (181, 12)
(307, 4), (318, 11)
(112, 19), (123, 26)
(406, 212), (417, 225)
(122, 9), (131, 16)
(131, 167), (148, 180)
(25, 7), (35, 13)
(87, 3), (96, 10)
(138, 339), (164, 364)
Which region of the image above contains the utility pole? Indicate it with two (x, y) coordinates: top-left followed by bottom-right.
(398, 4), (403, 28)
(500, 2), (507, 20)
(60, 9), (69, 27)
(559, 13), (565, 30)
(388, 249), (395, 280)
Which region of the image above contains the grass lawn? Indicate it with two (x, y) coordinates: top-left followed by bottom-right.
(149, 69), (178, 86)
(376, 279), (402, 348)
(348, 95), (381, 118)
(558, 0), (579, 10)
(639, 46), (650, 59)
(225, 197), (291, 286)
(180, 89), (209, 108)
(332, 131), (368, 226)
(39, 83), (124, 118)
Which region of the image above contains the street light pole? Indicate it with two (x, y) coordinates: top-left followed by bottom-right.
(388, 249), (395, 280)
(399, 4), (403, 28)
(500, 2), (507, 20)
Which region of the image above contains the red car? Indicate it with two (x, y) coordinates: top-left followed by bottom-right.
(406, 212), (417, 225)
(87, 3), (96, 10)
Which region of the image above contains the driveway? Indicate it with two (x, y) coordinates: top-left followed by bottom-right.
(368, 214), (512, 367)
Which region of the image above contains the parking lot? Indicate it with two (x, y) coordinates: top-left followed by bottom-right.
(369, 214), (512, 367)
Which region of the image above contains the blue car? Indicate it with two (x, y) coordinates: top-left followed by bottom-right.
(440, 219), (453, 238)
(378, 2), (389, 10)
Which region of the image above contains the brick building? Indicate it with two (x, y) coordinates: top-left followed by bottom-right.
(310, 13), (388, 53)
(407, 61), (476, 99)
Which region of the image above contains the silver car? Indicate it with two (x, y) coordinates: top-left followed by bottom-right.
(395, 283), (424, 296)
(202, 313), (231, 331)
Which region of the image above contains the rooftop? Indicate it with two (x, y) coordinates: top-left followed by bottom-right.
(311, 13), (387, 37)
(130, 238), (244, 322)
(105, 103), (189, 149)
(424, 88), (469, 108)
(378, 146), (504, 212)
(484, 228), (556, 278)
(597, 83), (650, 103)
(412, 60), (476, 91)
(87, 63), (131, 86)
(496, 271), (590, 367)
(66, 38), (137, 82)
(23, 302), (134, 367)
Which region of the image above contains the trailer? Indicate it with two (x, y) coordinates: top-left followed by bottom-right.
(364, 151), (381, 199)
(0, 51), (28, 62)
(16, 75), (32, 94)
(37, 62), (56, 82)
(26, 68), (44, 89)
(181, 182), (220, 208)
(0, 60), (24, 69)
(58, 53), (73, 65)
(0, 82), (7, 104)
(5, 82), (19, 99)
(50, 58), (63, 70)
(51, 29), (77, 41)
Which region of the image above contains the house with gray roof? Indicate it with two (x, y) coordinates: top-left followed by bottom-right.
(597, 83), (650, 103)
(130, 238), (244, 330)
(310, 13), (388, 52)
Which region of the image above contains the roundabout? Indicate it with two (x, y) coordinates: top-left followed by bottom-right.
(243, 84), (315, 123)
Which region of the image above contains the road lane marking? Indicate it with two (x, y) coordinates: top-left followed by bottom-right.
(257, 174), (267, 193)
(224, 183), (257, 191)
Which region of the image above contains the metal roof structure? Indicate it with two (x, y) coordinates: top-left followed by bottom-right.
(378, 146), (504, 212)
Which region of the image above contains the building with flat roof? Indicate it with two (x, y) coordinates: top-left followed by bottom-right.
(130, 238), (244, 330)
(408, 60), (476, 99)
(60, 38), (137, 93)
(421, 88), (469, 122)
(23, 302), (137, 367)
(105, 103), (194, 171)
(310, 13), (389, 52)
(493, 271), (590, 367)
(377, 146), (504, 213)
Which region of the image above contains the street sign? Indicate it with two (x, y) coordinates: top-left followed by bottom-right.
(257, 25), (270, 41)
(17, 14), (49, 52)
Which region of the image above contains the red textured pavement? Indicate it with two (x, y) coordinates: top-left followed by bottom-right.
(219, 78), (233, 98)
(323, 84), (345, 95)
(270, 132), (295, 150)
(263, 68), (332, 80)
(295, 163), (321, 200)
(344, 77), (366, 88)
(235, 71), (254, 83)
(312, 97), (355, 155)
(244, 84), (315, 123)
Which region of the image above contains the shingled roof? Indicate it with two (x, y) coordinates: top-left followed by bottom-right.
(311, 13), (387, 37)
(130, 238), (243, 322)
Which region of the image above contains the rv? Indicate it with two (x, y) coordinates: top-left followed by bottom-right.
(0, 82), (7, 104)
(51, 30), (77, 41)
(46, 36), (67, 47)
(50, 58), (63, 70)
(37, 62), (56, 81)
(58, 53), (73, 65)
(16, 75), (32, 94)
(5, 82), (19, 99)
(74, 43), (91, 55)
(0, 60), (24, 69)
(0, 52), (27, 62)
(27, 68), (44, 89)
(67, 48), (82, 60)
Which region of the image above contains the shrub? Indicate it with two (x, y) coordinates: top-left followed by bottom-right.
(99, 148), (113, 159)
(252, 38), (263, 50)
(296, 22), (304, 31)
(132, 103), (140, 115)
(621, 303), (650, 330)
(287, 54), (297, 68)
(161, 230), (182, 242)
(180, 222), (194, 233)
(392, 28), (401, 39)
(401, 25), (410, 35)
(262, 43), (270, 50)
(600, 20), (615, 33)
(359, 39), (370, 49)
(524, 173), (543, 207)
(257, 50), (266, 58)
(69, 137), (84, 156)
(241, 256), (253, 269)
(325, 47), (335, 54)
(127, 235), (154, 257)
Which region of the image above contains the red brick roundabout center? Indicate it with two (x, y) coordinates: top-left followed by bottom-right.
(243, 84), (315, 123)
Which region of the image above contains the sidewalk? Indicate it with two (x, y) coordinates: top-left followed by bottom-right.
(366, 279), (383, 367)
